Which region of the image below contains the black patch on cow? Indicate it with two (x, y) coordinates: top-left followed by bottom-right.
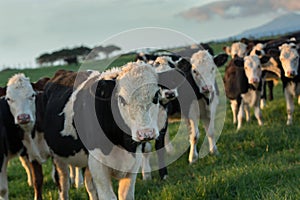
(224, 58), (249, 100)
(74, 78), (140, 155)
(43, 71), (90, 158)
(0, 98), (24, 172)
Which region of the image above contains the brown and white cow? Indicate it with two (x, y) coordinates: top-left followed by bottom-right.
(224, 55), (269, 130)
(0, 74), (45, 200)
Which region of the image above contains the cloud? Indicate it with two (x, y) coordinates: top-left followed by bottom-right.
(180, 0), (300, 21)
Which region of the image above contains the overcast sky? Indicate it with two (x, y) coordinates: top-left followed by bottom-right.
(0, 0), (299, 68)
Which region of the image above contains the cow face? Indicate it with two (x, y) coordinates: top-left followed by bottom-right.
(153, 56), (182, 103)
(117, 62), (160, 142)
(5, 74), (36, 129)
(191, 50), (216, 94)
(279, 43), (299, 78)
(243, 55), (262, 87)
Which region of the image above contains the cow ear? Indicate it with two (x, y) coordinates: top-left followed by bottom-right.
(31, 77), (50, 91)
(233, 57), (244, 67)
(176, 58), (192, 72)
(260, 55), (270, 65)
(213, 53), (228, 67)
(267, 49), (280, 57)
(92, 79), (116, 100)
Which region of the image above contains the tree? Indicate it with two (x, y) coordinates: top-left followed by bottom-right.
(102, 45), (121, 58)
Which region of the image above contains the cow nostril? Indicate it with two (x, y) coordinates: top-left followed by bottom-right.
(17, 114), (31, 124)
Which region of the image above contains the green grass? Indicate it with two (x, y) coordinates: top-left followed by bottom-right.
(2, 44), (300, 200)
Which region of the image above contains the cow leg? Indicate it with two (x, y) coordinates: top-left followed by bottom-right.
(69, 165), (75, 186)
(187, 118), (199, 164)
(244, 103), (250, 122)
(74, 167), (83, 188)
(267, 80), (274, 101)
(155, 129), (168, 180)
(0, 156), (8, 200)
(298, 95), (300, 105)
(53, 158), (70, 200)
(285, 89), (294, 125)
(141, 142), (152, 180)
(260, 79), (267, 109)
(88, 156), (116, 200)
(83, 167), (98, 200)
(230, 100), (239, 124)
(69, 166), (83, 189)
(237, 101), (245, 130)
(19, 156), (33, 187)
(254, 95), (263, 126)
(30, 160), (43, 200)
(164, 130), (174, 154)
(118, 174), (137, 200)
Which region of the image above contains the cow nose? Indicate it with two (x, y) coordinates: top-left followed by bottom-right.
(165, 91), (176, 99)
(137, 128), (156, 141)
(17, 114), (31, 124)
(287, 70), (296, 77)
(201, 85), (211, 93)
(251, 78), (259, 83)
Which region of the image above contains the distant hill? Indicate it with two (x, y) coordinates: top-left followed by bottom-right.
(234, 13), (300, 39)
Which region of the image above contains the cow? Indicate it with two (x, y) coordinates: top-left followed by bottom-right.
(0, 74), (45, 200)
(224, 55), (270, 130)
(42, 62), (178, 199)
(147, 51), (228, 167)
(277, 43), (300, 125)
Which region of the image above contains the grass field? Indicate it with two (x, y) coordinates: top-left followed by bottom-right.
(2, 45), (300, 200)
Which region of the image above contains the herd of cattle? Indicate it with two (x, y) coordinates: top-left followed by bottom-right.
(0, 32), (299, 200)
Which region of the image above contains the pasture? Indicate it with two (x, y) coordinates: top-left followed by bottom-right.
(1, 44), (300, 200)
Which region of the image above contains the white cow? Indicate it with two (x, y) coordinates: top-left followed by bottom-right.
(224, 42), (248, 58)
(278, 43), (300, 125)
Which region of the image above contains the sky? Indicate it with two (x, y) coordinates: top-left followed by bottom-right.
(0, 0), (300, 69)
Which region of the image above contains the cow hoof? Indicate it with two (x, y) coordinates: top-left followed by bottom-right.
(161, 175), (168, 180)
(142, 173), (152, 181)
(165, 144), (174, 155)
(209, 149), (220, 156)
(286, 120), (292, 126)
(189, 157), (198, 164)
(260, 99), (266, 109)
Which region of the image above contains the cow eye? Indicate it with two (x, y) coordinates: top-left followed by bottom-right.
(118, 96), (127, 106)
(193, 69), (197, 74)
(5, 97), (13, 103)
(152, 90), (160, 104)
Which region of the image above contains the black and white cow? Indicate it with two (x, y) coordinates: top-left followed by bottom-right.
(0, 74), (45, 200)
(42, 62), (178, 199)
(277, 43), (300, 125)
(149, 51), (228, 166)
(224, 55), (270, 130)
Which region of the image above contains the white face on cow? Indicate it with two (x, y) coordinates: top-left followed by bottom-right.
(5, 73), (36, 129)
(230, 42), (247, 58)
(191, 50), (216, 94)
(243, 55), (262, 86)
(116, 62), (160, 142)
(279, 43), (299, 78)
(153, 56), (179, 103)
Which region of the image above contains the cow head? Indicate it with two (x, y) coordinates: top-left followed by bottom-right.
(191, 50), (217, 94)
(235, 55), (263, 88)
(5, 73), (36, 130)
(116, 62), (160, 142)
(279, 43), (299, 78)
(153, 56), (184, 103)
(224, 42), (247, 58)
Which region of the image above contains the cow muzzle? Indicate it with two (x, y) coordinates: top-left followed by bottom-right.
(286, 70), (297, 78)
(201, 85), (212, 93)
(249, 78), (259, 84)
(17, 113), (31, 124)
(164, 90), (176, 99)
(137, 128), (156, 141)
